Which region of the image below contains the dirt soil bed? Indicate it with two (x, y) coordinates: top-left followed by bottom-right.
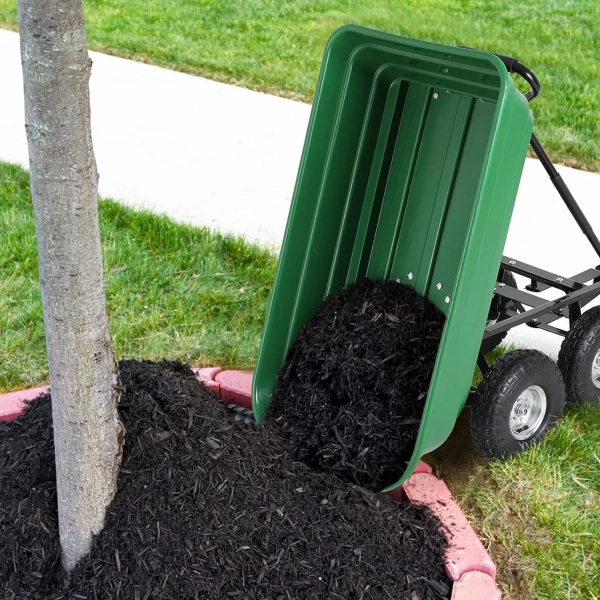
(269, 278), (446, 491)
(0, 360), (450, 600)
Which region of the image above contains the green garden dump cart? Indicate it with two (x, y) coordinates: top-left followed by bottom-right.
(251, 25), (600, 491)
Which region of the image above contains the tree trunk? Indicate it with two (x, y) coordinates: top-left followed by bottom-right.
(17, 0), (123, 573)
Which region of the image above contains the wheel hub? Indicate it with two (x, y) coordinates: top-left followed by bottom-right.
(509, 385), (547, 441)
(591, 349), (600, 389)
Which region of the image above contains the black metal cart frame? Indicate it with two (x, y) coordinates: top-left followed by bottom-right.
(477, 54), (600, 374)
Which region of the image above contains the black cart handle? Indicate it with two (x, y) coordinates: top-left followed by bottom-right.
(493, 53), (541, 102)
(458, 47), (541, 102)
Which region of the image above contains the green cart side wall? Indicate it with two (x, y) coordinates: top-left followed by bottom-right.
(251, 25), (533, 490)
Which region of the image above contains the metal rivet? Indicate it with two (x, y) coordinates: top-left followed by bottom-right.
(433, 92), (439, 99)
(556, 277), (564, 283)
(444, 296), (450, 304)
(499, 283), (506, 287)
(407, 272), (414, 280)
(509, 260), (516, 266)
(436, 282), (442, 290)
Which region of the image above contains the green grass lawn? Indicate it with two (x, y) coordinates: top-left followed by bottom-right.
(0, 161), (276, 392)
(0, 0), (599, 171)
(2, 159), (599, 598)
(462, 405), (600, 599)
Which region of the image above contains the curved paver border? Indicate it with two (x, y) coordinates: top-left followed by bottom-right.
(0, 385), (50, 421)
(0, 369), (501, 599)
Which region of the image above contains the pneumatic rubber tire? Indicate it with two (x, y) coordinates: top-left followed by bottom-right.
(557, 306), (600, 404)
(470, 350), (565, 461)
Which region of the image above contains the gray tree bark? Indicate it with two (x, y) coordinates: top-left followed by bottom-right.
(17, 0), (123, 573)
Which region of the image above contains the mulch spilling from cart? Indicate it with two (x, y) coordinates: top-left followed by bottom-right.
(269, 278), (446, 491)
(0, 360), (451, 600)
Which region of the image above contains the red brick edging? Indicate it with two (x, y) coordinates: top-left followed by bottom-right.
(0, 370), (501, 599)
(0, 385), (50, 421)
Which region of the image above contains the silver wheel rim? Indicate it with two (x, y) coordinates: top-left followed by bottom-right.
(591, 348), (600, 389)
(509, 385), (547, 441)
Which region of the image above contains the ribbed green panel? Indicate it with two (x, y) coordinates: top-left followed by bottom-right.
(389, 90), (466, 296)
(327, 75), (408, 294)
(250, 31), (363, 400)
(284, 54), (376, 350)
(362, 83), (431, 281)
(427, 99), (497, 306)
(342, 76), (408, 285)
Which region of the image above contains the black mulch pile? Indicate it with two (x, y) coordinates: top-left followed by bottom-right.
(268, 278), (446, 491)
(1, 360), (451, 599)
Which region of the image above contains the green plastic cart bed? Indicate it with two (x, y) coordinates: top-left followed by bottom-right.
(252, 25), (533, 491)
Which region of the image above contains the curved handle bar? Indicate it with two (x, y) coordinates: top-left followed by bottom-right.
(493, 53), (541, 102)
(458, 47), (541, 102)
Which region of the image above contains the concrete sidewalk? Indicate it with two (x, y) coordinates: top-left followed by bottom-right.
(1, 29), (309, 250)
(2, 28), (599, 356)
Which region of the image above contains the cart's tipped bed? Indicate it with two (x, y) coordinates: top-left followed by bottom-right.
(252, 26), (533, 491)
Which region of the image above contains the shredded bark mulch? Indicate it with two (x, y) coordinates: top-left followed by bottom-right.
(268, 278), (446, 491)
(1, 360), (451, 599)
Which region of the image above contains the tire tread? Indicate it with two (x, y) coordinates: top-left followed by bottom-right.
(557, 306), (600, 405)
